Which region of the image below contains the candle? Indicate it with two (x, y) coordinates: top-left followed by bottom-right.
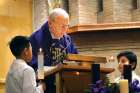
(38, 48), (44, 80)
(119, 79), (129, 93)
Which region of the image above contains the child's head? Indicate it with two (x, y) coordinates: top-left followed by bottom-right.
(9, 36), (32, 62)
(117, 51), (137, 73)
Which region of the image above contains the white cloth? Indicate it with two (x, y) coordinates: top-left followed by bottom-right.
(5, 59), (43, 93)
(115, 71), (140, 83)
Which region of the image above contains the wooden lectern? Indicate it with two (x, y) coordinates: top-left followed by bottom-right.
(44, 54), (115, 93)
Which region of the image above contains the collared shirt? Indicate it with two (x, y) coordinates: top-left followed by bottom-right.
(5, 59), (43, 93)
(115, 71), (140, 83)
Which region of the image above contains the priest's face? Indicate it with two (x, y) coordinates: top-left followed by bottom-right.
(49, 15), (69, 39)
(118, 56), (129, 73)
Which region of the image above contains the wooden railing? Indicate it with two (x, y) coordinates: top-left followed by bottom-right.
(68, 22), (140, 33)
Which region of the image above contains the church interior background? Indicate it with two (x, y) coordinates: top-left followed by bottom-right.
(0, 0), (140, 92)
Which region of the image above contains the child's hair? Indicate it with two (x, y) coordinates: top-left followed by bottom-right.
(9, 36), (30, 57)
(117, 51), (137, 70)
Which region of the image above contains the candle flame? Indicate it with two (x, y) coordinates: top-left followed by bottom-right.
(76, 71), (80, 75)
(39, 48), (42, 52)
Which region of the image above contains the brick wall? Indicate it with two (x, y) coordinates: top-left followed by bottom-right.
(33, 0), (49, 31)
(102, 0), (114, 23)
(68, 0), (79, 26)
(132, 8), (140, 21)
(78, 0), (97, 25)
(69, 0), (140, 24)
(70, 0), (138, 24)
(102, 0), (132, 23)
(33, 0), (140, 28)
(113, 0), (132, 22)
(132, 0), (140, 21)
(69, 0), (97, 26)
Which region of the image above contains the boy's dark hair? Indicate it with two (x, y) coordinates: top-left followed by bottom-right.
(9, 36), (30, 57)
(117, 51), (137, 70)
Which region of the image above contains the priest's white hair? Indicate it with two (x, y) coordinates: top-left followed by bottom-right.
(49, 8), (69, 21)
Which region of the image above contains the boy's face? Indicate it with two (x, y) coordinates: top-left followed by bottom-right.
(118, 56), (129, 73)
(24, 44), (32, 62)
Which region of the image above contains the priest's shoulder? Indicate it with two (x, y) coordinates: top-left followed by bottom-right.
(30, 21), (49, 38)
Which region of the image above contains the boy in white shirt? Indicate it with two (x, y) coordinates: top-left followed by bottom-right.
(6, 36), (45, 93)
(115, 51), (140, 83)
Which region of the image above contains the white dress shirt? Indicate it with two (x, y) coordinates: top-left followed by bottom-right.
(115, 71), (140, 83)
(6, 59), (43, 93)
